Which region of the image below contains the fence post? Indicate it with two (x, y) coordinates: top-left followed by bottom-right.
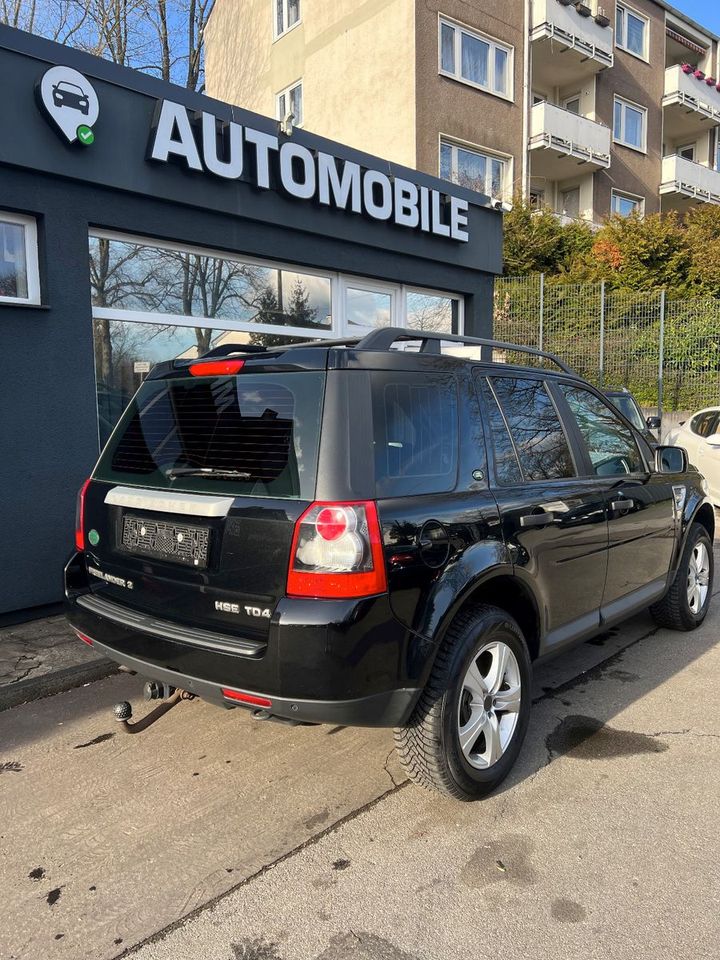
(538, 273), (544, 351)
(658, 289), (665, 419)
(599, 280), (605, 388)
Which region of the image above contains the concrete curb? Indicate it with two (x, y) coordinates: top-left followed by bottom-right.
(0, 658), (120, 713)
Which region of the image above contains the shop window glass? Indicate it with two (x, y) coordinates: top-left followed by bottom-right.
(92, 318), (304, 447)
(405, 291), (457, 334)
(88, 236), (331, 331)
(0, 215), (39, 303)
(346, 287), (392, 328)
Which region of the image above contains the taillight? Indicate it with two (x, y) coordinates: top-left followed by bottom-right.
(189, 359), (245, 376)
(221, 688), (272, 708)
(287, 501), (387, 599)
(75, 478), (91, 551)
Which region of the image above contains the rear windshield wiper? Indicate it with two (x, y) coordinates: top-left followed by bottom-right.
(164, 467), (253, 480)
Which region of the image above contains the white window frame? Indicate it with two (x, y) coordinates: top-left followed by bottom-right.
(272, 0), (301, 41)
(276, 79), (303, 128)
(438, 15), (514, 102)
(615, 3), (649, 62)
(613, 95), (647, 153)
(439, 135), (511, 202)
(88, 230), (464, 339)
(0, 211), (41, 306)
(611, 189), (645, 218)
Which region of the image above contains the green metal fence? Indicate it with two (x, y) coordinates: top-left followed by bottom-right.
(494, 276), (720, 415)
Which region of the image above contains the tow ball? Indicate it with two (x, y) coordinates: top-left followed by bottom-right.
(113, 682), (195, 734)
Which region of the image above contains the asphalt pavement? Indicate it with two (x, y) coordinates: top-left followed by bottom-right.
(1, 578), (719, 960)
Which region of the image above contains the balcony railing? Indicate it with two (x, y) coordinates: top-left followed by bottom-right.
(660, 155), (720, 204)
(529, 101), (611, 168)
(663, 65), (720, 124)
(530, 0), (614, 69)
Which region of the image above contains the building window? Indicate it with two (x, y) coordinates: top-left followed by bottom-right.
(440, 139), (509, 201)
(274, 0), (300, 39)
(0, 212), (40, 305)
(611, 189), (644, 217)
(613, 96), (647, 152)
(616, 4), (648, 60)
(439, 17), (513, 100)
(677, 143), (695, 161)
(561, 188), (580, 220)
(276, 80), (303, 127)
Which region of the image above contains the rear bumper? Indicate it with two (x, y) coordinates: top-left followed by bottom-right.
(65, 552), (420, 728)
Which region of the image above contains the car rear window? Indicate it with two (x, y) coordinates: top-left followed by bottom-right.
(371, 371), (458, 497)
(94, 372), (325, 499)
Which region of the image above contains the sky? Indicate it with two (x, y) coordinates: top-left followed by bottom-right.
(670, 0), (720, 35)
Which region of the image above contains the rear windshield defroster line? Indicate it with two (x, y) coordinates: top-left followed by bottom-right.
(94, 372), (326, 500)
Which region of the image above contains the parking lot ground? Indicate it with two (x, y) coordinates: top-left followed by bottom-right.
(1, 575), (719, 960)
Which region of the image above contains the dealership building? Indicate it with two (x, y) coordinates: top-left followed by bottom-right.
(0, 25), (501, 618)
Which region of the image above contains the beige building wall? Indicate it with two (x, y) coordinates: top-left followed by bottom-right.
(414, 0), (526, 188)
(595, 0), (666, 217)
(205, 0), (418, 168)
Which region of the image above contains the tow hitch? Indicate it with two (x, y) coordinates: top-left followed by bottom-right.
(113, 682), (195, 735)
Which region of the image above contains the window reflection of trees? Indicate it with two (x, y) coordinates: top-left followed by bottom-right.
(491, 378), (575, 482)
(562, 387), (642, 474)
(89, 237), (331, 386)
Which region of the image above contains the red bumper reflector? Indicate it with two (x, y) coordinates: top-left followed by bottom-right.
(74, 630), (94, 646)
(189, 359), (245, 377)
(221, 688), (272, 708)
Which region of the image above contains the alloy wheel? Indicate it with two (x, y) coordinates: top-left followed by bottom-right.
(687, 540), (710, 614)
(457, 640), (522, 770)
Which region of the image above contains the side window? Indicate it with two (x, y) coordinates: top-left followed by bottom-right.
(691, 412), (718, 438)
(371, 372), (458, 497)
(478, 377), (522, 484)
(488, 377), (576, 482)
(561, 386), (643, 477)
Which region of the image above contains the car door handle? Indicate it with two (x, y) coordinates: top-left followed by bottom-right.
(610, 499), (635, 513)
(519, 511), (555, 528)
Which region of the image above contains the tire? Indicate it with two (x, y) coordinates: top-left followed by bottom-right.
(394, 604), (532, 801)
(650, 523), (714, 631)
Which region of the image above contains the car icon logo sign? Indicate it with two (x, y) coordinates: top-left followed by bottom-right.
(38, 66), (99, 144)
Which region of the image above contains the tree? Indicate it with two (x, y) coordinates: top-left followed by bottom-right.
(502, 197), (593, 276)
(285, 277), (317, 328)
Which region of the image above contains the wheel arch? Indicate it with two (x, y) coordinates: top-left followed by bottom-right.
(436, 572), (541, 663)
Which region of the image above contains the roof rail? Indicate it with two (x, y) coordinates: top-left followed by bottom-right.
(196, 328), (574, 375)
(355, 327), (575, 374)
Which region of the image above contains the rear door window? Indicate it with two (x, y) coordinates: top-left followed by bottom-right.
(94, 372), (326, 499)
(371, 372), (458, 496)
(477, 376), (522, 485)
(487, 376), (576, 482)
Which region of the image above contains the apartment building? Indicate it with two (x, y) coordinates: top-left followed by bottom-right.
(205, 0), (720, 223)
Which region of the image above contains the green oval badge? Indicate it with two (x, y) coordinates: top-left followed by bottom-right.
(88, 529), (100, 546)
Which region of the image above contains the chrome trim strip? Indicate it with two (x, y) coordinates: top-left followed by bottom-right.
(104, 485), (235, 517)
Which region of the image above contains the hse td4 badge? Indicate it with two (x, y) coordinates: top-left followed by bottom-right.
(37, 66), (99, 146)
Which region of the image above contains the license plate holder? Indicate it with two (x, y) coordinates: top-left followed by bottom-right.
(120, 515), (211, 568)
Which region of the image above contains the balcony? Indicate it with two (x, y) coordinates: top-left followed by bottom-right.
(663, 64), (720, 141)
(529, 102), (611, 179)
(660, 155), (720, 210)
(531, 0), (614, 87)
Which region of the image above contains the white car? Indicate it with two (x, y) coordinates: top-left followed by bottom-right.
(664, 407), (720, 506)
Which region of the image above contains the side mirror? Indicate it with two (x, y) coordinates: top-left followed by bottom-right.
(655, 445), (688, 474)
(646, 415), (661, 431)
(706, 433), (720, 448)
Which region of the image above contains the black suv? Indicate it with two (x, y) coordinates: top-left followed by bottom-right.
(65, 328), (714, 800)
